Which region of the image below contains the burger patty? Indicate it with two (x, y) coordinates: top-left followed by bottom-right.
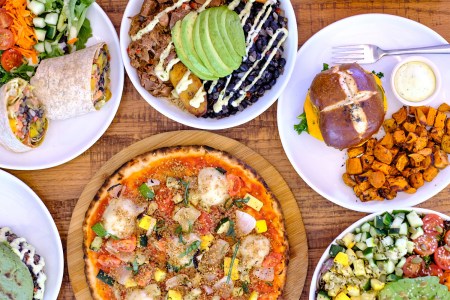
(0, 227), (46, 300)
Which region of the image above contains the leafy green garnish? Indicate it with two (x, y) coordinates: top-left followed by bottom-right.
(225, 197), (250, 209)
(175, 225), (185, 244)
(294, 112), (308, 135)
(75, 18), (92, 50)
(242, 281), (249, 294)
(126, 259), (140, 275)
(322, 63), (329, 71)
(0, 61), (35, 86)
(372, 70), (384, 79)
(139, 183), (155, 199)
(179, 179), (190, 206)
(227, 241), (240, 284)
(179, 240), (200, 258)
(91, 222), (107, 237)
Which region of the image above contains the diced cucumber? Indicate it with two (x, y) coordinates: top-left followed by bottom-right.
(374, 216), (385, 229)
(406, 211), (423, 228)
(44, 41), (53, 53)
(33, 17), (46, 28)
(362, 278), (371, 291)
(46, 25), (57, 39)
(363, 247), (374, 259)
(384, 260), (395, 274)
(395, 267), (404, 277)
(406, 241), (415, 253)
(368, 258), (377, 268)
(354, 233), (362, 243)
(355, 242), (367, 251)
(317, 291), (330, 300)
(410, 226), (424, 240)
(44, 12), (59, 26)
(382, 213), (394, 226)
(387, 227), (401, 235)
(57, 11), (67, 32)
(399, 222), (408, 235)
(374, 253), (387, 261)
(366, 237), (375, 248)
(370, 226), (386, 237)
(355, 227), (361, 234)
(361, 222), (371, 232)
(381, 236), (394, 247)
(395, 237), (407, 251)
(34, 28), (46, 42)
(27, 0), (45, 16)
(355, 250), (364, 259)
(90, 236), (103, 251)
(397, 257), (407, 268)
(329, 244), (345, 258)
(386, 273), (400, 282)
(96, 270), (114, 286)
(385, 249), (399, 261)
(34, 42), (45, 53)
(391, 213), (405, 228)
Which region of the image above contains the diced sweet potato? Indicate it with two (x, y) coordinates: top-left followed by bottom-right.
(446, 119), (450, 134)
(359, 188), (384, 202)
(346, 157), (363, 175)
(434, 149), (449, 169)
(387, 176), (410, 192)
(423, 166), (439, 182)
(393, 106), (408, 124)
(417, 148), (432, 156)
(426, 107), (437, 126)
(383, 119), (397, 133)
(361, 154), (374, 171)
(342, 173), (357, 187)
(365, 138), (376, 156)
(415, 107), (427, 126)
(408, 153), (425, 167)
(438, 102), (450, 112)
(395, 153), (409, 171)
(347, 146), (365, 158)
(409, 173), (424, 189)
(413, 136), (428, 152)
(374, 144), (393, 164)
(368, 171), (386, 188)
(442, 135), (450, 154)
(430, 128), (445, 143)
(372, 161), (391, 175)
(380, 132), (394, 149)
(393, 130), (406, 144)
(434, 111), (447, 129)
(403, 122), (417, 133)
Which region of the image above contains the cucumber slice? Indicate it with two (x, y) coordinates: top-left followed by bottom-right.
(34, 28), (46, 42)
(399, 222), (408, 235)
(410, 226), (424, 240)
(363, 247), (373, 259)
(46, 25), (57, 40)
(57, 11), (67, 32)
(382, 212), (394, 226)
(44, 13), (59, 26)
(361, 222), (371, 232)
(391, 213), (405, 228)
(384, 260), (396, 274)
(44, 41), (53, 53)
(355, 242), (367, 251)
(381, 236), (394, 247)
(329, 244), (345, 258)
(27, 0), (45, 16)
(406, 211), (423, 228)
(374, 216), (385, 229)
(374, 253), (387, 261)
(33, 17), (46, 28)
(34, 42), (45, 53)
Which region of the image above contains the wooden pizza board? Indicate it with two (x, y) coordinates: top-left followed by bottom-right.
(67, 130), (308, 299)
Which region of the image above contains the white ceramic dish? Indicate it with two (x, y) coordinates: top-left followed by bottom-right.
(0, 3), (124, 170)
(0, 170), (64, 300)
(309, 207), (450, 300)
(278, 13), (450, 213)
(120, 0), (297, 130)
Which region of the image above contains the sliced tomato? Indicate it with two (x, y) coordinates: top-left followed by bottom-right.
(0, 10), (12, 28)
(1, 48), (22, 71)
(155, 187), (175, 218)
(108, 235), (137, 253)
(402, 255), (425, 278)
(0, 28), (14, 51)
(414, 233), (438, 256)
(262, 252), (283, 268)
(421, 263), (444, 278)
(422, 214), (444, 236)
(444, 231), (450, 246)
(197, 211), (214, 235)
(435, 246), (450, 271)
(226, 173), (243, 197)
(441, 270), (450, 291)
(97, 254), (121, 270)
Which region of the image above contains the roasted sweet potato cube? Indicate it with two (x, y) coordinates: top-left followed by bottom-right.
(346, 157), (363, 175)
(393, 130), (406, 144)
(409, 106), (417, 115)
(374, 144), (393, 164)
(426, 107), (438, 126)
(380, 132), (394, 149)
(438, 102), (450, 112)
(446, 119), (450, 134)
(403, 186), (417, 194)
(395, 153), (409, 171)
(441, 135), (450, 154)
(421, 156), (432, 170)
(415, 126), (429, 137)
(372, 160), (391, 175)
(354, 170), (371, 184)
(347, 146), (365, 158)
(383, 119), (397, 133)
(342, 173), (357, 187)
(408, 153), (425, 167)
(378, 188), (397, 200)
(361, 154), (374, 172)
(403, 122), (417, 133)
(413, 137), (428, 152)
(434, 149), (449, 169)
(415, 107), (427, 126)
(409, 173), (424, 189)
(387, 176), (410, 192)
(365, 138), (377, 156)
(393, 106), (408, 124)
(369, 171), (386, 188)
(353, 181), (371, 196)
(359, 188), (384, 202)
(417, 148), (432, 156)
(390, 147), (399, 158)
(434, 111), (447, 129)
(423, 166), (439, 182)
(430, 128), (445, 143)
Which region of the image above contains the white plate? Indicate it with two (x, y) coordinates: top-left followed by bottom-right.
(0, 170), (64, 299)
(120, 0), (297, 130)
(278, 13), (450, 213)
(0, 3), (124, 170)
(309, 207), (449, 300)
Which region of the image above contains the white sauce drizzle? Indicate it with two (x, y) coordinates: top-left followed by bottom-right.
(175, 70), (193, 95)
(190, 85), (206, 108)
(228, 0), (241, 10)
(239, 0), (255, 25)
(131, 0), (190, 41)
(245, 1), (273, 56)
(213, 75), (233, 112)
(208, 80), (218, 94)
(198, 0), (213, 13)
(155, 42), (181, 82)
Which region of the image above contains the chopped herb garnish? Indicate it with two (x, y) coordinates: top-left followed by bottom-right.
(179, 179), (190, 206)
(423, 255), (432, 267)
(242, 281), (250, 294)
(126, 259), (140, 275)
(175, 225), (185, 244)
(294, 112), (308, 135)
(166, 262), (181, 273)
(180, 240), (201, 258)
(227, 220), (236, 238)
(215, 217), (231, 232)
(227, 241), (240, 284)
(265, 281), (273, 286)
(139, 183), (155, 199)
(92, 222), (107, 238)
(139, 234), (148, 247)
(372, 70), (384, 79)
(96, 270), (115, 286)
(322, 63), (329, 71)
(216, 167), (227, 174)
(225, 197), (250, 209)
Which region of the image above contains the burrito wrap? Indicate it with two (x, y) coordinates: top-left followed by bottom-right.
(31, 42), (110, 120)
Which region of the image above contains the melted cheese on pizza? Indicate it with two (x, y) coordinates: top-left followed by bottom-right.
(197, 167), (229, 208)
(102, 198), (142, 239)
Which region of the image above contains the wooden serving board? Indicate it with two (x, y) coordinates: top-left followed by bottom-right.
(67, 130), (308, 299)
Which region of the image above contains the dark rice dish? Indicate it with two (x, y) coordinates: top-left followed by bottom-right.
(128, 0), (289, 119)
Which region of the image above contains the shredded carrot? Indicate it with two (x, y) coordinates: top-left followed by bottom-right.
(67, 37), (78, 45)
(4, 0), (38, 64)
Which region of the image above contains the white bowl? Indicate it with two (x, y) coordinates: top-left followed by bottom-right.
(119, 0), (298, 130)
(309, 207), (450, 300)
(390, 56), (441, 107)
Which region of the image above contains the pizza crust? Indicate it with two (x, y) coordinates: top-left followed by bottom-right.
(83, 145), (289, 299)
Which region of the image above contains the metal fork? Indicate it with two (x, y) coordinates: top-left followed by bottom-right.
(332, 44), (450, 64)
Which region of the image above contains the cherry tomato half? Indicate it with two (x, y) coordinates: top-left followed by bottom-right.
(435, 246), (450, 271)
(444, 231), (450, 247)
(423, 214), (444, 236)
(414, 233), (438, 256)
(97, 254), (122, 270)
(0, 28), (14, 50)
(0, 9), (12, 28)
(108, 235), (137, 253)
(226, 173), (243, 197)
(421, 263), (444, 278)
(403, 255), (425, 278)
(1, 48), (22, 71)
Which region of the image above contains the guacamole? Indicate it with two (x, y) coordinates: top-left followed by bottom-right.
(378, 276), (450, 300)
(0, 242), (33, 300)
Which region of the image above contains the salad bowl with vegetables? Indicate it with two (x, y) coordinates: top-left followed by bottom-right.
(311, 208), (450, 300)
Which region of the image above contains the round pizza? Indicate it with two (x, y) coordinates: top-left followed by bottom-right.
(83, 146), (289, 299)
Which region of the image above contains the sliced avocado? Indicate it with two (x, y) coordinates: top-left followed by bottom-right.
(195, 9), (233, 77)
(172, 21), (216, 80)
(225, 9), (246, 57)
(217, 6), (242, 60)
(208, 7), (241, 70)
(180, 12), (217, 80)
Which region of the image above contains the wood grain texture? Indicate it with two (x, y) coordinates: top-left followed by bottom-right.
(4, 0), (450, 299)
(67, 131), (307, 299)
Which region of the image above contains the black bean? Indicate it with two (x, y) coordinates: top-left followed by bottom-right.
(279, 58), (286, 67)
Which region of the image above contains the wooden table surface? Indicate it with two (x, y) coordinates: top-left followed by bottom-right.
(5, 0), (450, 299)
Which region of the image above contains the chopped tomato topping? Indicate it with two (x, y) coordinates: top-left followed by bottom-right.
(108, 235), (137, 253)
(197, 211), (214, 235)
(97, 254), (121, 270)
(262, 252), (283, 268)
(227, 173), (243, 196)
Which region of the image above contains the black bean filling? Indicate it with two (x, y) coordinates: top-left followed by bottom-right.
(202, 0), (288, 119)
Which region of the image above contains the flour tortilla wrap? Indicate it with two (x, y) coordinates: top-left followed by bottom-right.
(30, 42), (111, 120)
(0, 78), (48, 153)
